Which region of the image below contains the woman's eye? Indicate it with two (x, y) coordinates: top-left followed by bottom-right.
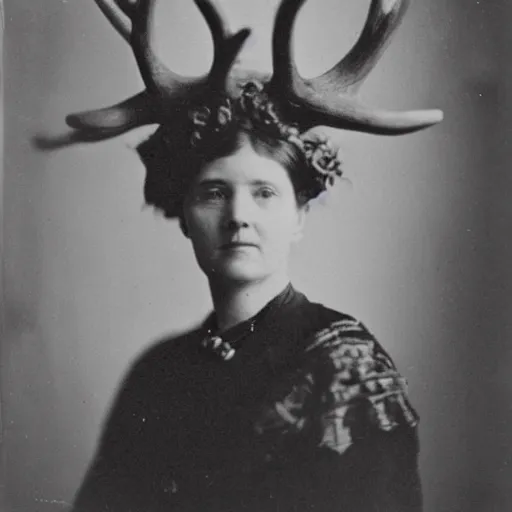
(255, 187), (277, 199)
(200, 188), (227, 201)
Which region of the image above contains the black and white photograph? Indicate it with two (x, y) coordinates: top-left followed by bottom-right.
(1, 1), (510, 511)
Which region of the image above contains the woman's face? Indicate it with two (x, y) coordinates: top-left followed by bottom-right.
(182, 140), (307, 285)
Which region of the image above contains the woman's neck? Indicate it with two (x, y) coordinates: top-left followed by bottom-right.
(209, 274), (290, 332)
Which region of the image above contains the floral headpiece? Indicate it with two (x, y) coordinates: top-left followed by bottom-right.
(189, 81), (343, 194)
(38, 1), (443, 214)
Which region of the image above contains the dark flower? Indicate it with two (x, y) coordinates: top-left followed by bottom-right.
(190, 106), (211, 127)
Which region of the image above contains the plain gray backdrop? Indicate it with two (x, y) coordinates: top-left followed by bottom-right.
(2, 1), (510, 511)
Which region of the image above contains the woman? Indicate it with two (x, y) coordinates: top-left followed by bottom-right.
(53, 1), (443, 511)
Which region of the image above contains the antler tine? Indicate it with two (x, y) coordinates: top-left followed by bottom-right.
(94, 0), (184, 93)
(307, 99), (444, 135)
(33, 130), (131, 151)
(316, 0), (410, 93)
(129, 0), (186, 94)
(94, 0), (132, 43)
(66, 91), (154, 133)
(269, 0), (443, 135)
(269, 0), (305, 90)
(41, 0), (252, 148)
(194, 0), (251, 91)
(114, 0), (138, 18)
(194, 0), (229, 47)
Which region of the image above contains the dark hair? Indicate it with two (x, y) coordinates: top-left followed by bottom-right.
(137, 119), (322, 219)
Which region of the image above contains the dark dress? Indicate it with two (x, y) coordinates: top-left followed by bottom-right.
(73, 285), (422, 512)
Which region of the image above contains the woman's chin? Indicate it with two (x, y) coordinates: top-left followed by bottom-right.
(207, 261), (269, 284)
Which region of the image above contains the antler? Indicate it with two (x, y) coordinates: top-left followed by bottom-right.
(269, 0), (443, 135)
(65, 0), (250, 140)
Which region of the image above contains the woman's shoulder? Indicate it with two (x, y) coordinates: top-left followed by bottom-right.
(284, 291), (366, 344)
(297, 299), (395, 367)
(295, 301), (420, 448)
(118, 328), (203, 387)
(304, 304), (395, 369)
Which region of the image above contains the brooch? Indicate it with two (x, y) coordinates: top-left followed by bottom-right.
(201, 321), (256, 361)
(201, 335), (236, 361)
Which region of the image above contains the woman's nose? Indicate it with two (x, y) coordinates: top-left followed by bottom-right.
(224, 189), (254, 230)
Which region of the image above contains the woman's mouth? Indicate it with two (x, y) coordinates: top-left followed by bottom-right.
(220, 242), (258, 250)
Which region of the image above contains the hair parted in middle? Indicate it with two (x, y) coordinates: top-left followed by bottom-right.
(53, 0), (443, 217)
